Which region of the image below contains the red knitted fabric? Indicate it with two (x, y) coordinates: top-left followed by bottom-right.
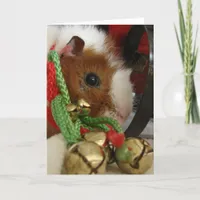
(47, 46), (60, 130)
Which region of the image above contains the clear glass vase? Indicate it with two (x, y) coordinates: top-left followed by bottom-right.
(162, 72), (200, 124)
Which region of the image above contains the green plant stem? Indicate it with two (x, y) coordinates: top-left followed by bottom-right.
(184, 75), (192, 123)
(178, 0), (186, 50)
(191, 79), (200, 123)
(184, 74), (200, 124)
(175, 0), (200, 124)
(184, 0), (193, 124)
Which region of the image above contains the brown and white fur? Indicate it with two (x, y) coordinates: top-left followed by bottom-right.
(47, 25), (134, 174)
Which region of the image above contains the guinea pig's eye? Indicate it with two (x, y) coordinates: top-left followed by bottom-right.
(84, 73), (101, 87)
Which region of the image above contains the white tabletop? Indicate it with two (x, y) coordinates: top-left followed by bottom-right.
(0, 118), (200, 199)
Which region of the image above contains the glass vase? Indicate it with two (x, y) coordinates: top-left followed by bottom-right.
(162, 72), (200, 124)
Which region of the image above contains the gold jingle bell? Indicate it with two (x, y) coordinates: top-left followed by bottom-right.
(66, 99), (92, 122)
(116, 137), (153, 174)
(66, 103), (77, 112)
(83, 131), (107, 147)
(83, 131), (115, 164)
(77, 98), (91, 114)
(62, 141), (107, 174)
(66, 103), (78, 122)
(77, 98), (91, 108)
(104, 143), (116, 164)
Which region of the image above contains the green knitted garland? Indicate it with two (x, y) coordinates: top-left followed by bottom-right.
(48, 50), (123, 146)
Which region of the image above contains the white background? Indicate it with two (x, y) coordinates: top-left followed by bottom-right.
(0, 0), (200, 199)
(0, 0), (199, 119)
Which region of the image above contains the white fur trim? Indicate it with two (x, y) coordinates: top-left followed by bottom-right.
(54, 25), (107, 54)
(109, 68), (134, 124)
(47, 133), (67, 174)
(46, 26), (60, 53)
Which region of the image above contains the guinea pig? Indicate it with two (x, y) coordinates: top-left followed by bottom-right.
(47, 25), (134, 174)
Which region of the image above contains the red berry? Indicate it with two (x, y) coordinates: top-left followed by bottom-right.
(107, 130), (125, 148)
(80, 127), (90, 135)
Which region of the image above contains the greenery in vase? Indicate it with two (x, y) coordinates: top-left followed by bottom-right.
(174, 0), (200, 124)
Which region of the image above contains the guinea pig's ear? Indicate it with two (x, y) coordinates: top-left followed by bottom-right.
(60, 36), (85, 57)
